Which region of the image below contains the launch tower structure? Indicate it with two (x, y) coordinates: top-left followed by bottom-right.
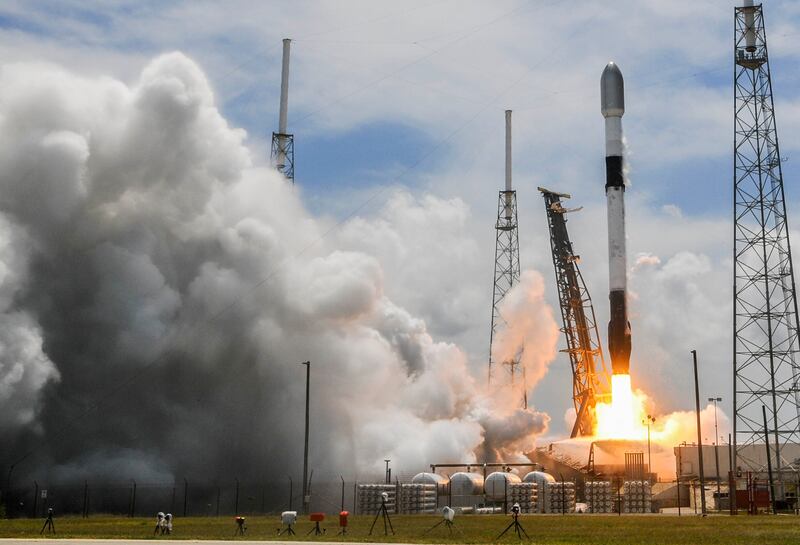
(488, 110), (526, 408)
(539, 188), (610, 437)
(733, 1), (800, 488)
(271, 38), (294, 182)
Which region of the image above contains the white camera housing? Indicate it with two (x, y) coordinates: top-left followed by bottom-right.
(442, 506), (455, 522)
(281, 511), (297, 525)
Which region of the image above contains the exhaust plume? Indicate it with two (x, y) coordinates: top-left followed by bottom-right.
(0, 54), (559, 483)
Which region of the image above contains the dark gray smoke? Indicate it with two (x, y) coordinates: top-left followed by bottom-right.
(0, 54), (557, 485)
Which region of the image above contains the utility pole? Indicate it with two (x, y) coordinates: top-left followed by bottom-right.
(301, 361), (311, 514)
(728, 432), (737, 514)
(692, 350), (707, 516)
(709, 397), (722, 510)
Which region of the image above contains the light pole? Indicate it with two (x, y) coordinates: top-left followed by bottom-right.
(301, 361), (311, 514)
(643, 415), (655, 478)
(691, 350), (707, 516)
(708, 397), (722, 510)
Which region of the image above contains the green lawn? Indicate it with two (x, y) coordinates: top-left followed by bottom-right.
(0, 514), (797, 544)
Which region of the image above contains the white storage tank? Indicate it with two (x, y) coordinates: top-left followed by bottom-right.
(449, 472), (484, 496)
(484, 471), (522, 500)
(411, 472), (450, 493)
(523, 471), (556, 486)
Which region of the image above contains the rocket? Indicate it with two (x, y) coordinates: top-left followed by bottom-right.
(601, 62), (631, 376)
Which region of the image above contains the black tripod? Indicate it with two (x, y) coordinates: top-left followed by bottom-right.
(425, 518), (456, 535)
(306, 521), (325, 536)
(278, 524), (295, 536)
(40, 510), (55, 535)
(496, 512), (529, 541)
(368, 499), (395, 536)
(234, 517), (246, 536)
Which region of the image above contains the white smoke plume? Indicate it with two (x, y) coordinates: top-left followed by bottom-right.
(0, 54), (560, 483)
(490, 270), (560, 391)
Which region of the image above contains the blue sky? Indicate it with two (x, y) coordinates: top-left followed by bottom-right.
(3, 0), (800, 436)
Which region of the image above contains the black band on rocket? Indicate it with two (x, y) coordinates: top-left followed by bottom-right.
(605, 156), (624, 189)
(608, 290), (631, 374)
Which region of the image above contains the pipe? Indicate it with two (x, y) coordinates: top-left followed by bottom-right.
(692, 350), (707, 516)
(276, 38), (291, 168)
(278, 38), (291, 134)
(504, 110), (512, 220)
(743, 1), (756, 52)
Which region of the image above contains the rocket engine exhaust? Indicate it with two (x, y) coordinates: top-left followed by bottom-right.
(601, 62), (631, 376)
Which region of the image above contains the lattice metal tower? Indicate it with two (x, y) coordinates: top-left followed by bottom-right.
(539, 188), (610, 437)
(488, 110), (526, 408)
(271, 38), (295, 182)
(733, 1), (800, 484)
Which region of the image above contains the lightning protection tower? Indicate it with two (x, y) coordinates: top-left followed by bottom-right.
(488, 110), (526, 408)
(733, 0), (800, 490)
(271, 38), (294, 182)
(539, 188), (610, 437)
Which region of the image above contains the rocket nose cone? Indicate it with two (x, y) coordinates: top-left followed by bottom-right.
(601, 62), (625, 118)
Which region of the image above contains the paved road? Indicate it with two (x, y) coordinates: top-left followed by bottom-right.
(0, 538), (412, 545)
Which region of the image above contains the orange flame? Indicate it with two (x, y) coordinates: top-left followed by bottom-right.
(594, 374), (649, 440)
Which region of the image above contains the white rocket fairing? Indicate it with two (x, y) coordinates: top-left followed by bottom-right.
(601, 62), (631, 376)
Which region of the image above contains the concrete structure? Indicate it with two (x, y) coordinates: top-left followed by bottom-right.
(675, 443), (800, 480)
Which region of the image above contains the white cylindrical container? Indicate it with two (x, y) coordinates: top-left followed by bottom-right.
(450, 472), (484, 496)
(523, 471), (556, 485)
(484, 472), (522, 501)
(411, 472), (450, 493)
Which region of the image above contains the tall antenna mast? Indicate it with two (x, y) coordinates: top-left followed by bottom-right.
(488, 110), (526, 409)
(732, 0), (800, 498)
(271, 38), (295, 182)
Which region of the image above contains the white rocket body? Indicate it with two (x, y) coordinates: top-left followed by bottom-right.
(601, 62), (631, 376)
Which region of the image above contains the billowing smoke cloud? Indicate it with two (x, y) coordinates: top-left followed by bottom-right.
(491, 271), (560, 391)
(0, 54), (559, 483)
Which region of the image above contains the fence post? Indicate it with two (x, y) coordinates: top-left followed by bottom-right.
(129, 481), (137, 518)
(234, 479), (239, 515)
(171, 486), (176, 515)
(83, 481), (89, 518)
(183, 479), (188, 517)
(504, 474), (508, 514)
(32, 481), (39, 518)
(340, 476), (345, 512)
(216, 487), (220, 517)
(261, 484), (266, 514)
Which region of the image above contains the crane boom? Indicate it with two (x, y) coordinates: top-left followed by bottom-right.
(539, 187), (610, 437)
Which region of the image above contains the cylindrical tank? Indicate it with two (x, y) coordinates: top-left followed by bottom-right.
(449, 472), (484, 496)
(411, 472), (450, 493)
(484, 471), (522, 500)
(523, 471), (556, 486)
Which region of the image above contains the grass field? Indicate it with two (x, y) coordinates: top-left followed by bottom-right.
(0, 514), (798, 544)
